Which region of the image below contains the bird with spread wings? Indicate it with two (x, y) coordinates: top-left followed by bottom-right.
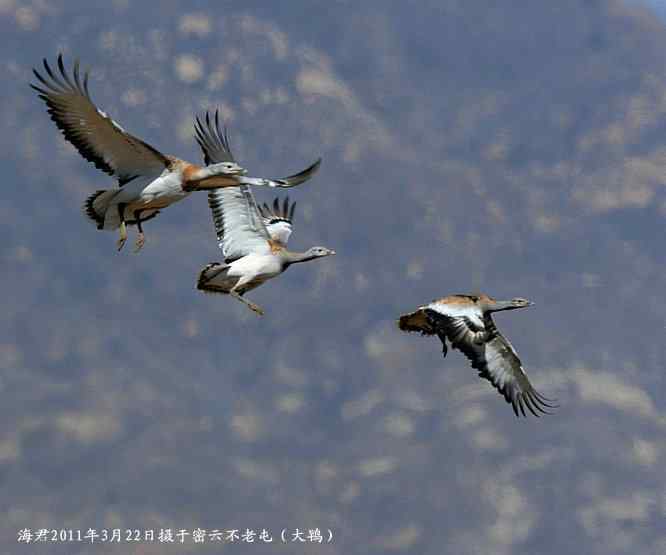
(399, 293), (557, 418)
(31, 54), (321, 251)
(194, 111), (334, 315)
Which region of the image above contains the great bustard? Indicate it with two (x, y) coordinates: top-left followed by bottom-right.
(31, 55), (321, 251)
(399, 294), (557, 418)
(194, 111), (334, 315)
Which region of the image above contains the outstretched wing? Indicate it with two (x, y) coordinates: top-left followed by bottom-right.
(218, 158), (322, 190)
(207, 188), (271, 262)
(267, 158), (321, 188)
(31, 54), (169, 185)
(453, 313), (555, 417)
(194, 107), (321, 189)
(197, 112), (270, 261)
(193, 109), (236, 165)
(257, 196), (295, 246)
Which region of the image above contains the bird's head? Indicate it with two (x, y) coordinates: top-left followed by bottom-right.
(484, 296), (534, 312)
(510, 297), (533, 308)
(306, 246), (336, 259)
(221, 162), (247, 176)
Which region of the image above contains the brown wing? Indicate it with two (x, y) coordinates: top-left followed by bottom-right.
(31, 54), (169, 185)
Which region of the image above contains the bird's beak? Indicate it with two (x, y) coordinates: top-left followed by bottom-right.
(329, 250), (336, 255)
(227, 164), (246, 176)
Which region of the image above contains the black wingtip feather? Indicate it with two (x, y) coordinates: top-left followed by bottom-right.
(194, 109), (235, 165)
(57, 54), (74, 88)
(29, 83), (46, 95)
(517, 396), (528, 417)
(43, 57), (65, 89)
(522, 394), (542, 417)
(259, 196), (296, 225)
(534, 391), (559, 408)
(272, 158), (322, 188)
(82, 190), (107, 229)
(83, 70), (90, 96)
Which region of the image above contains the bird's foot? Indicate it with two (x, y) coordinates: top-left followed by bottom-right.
(117, 220), (128, 251)
(134, 233), (145, 253)
(230, 290), (264, 315)
(247, 302), (265, 316)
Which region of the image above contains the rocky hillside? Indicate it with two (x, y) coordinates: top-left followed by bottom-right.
(1, 1), (665, 554)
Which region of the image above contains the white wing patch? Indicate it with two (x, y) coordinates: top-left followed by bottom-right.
(426, 302), (485, 330)
(257, 197), (296, 247)
(265, 220), (293, 246)
(207, 186), (271, 263)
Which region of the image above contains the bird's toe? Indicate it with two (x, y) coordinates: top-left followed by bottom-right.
(134, 234), (145, 253)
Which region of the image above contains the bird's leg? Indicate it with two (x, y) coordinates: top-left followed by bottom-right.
(229, 290), (264, 316)
(116, 203), (127, 251)
(436, 330), (448, 358)
(425, 310), (448, 358)
(133, 210), (145, 253)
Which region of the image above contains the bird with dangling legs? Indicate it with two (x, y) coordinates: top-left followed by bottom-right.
(31, 54), (321, 252)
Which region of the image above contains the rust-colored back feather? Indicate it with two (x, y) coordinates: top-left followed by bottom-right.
(398, 309), (436, 335)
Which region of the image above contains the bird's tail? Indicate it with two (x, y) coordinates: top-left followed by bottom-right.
(82, 190), (117, 230)
(398, 309), (436, 335)
(196, 262), (232, 294)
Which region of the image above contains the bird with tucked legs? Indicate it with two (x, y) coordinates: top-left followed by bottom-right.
(194, 111), (334, 315)
(399, 293), (557, 418)
(31, 54), (321, 251)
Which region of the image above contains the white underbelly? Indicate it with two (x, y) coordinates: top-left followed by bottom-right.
(116, 172), (191, 210)
(228, 254), (282, 279)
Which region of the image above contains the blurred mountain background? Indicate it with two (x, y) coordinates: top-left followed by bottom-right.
(642, 0), (666, 18)
(1, 0), (665, 554)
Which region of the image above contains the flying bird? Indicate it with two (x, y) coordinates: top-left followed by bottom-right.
(399, 294), (557, 418)
(195, 111), (334, 315)
(31, 54), (321, 251)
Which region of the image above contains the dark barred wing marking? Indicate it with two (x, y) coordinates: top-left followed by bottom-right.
(31, 54), (168, 185)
